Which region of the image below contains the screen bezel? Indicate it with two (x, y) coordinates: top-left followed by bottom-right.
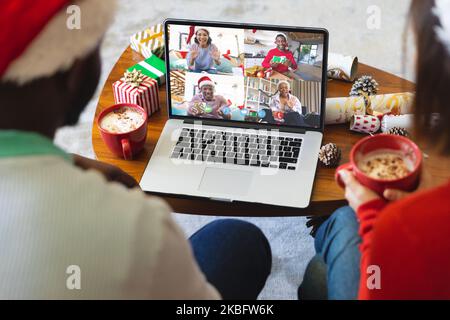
(164, 18), (329, 133)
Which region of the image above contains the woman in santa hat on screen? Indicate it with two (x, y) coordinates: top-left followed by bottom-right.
(0, 0), (271, 299)
(186, 27), (222, 74)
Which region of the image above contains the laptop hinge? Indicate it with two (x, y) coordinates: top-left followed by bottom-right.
(182, 119), (307, 134)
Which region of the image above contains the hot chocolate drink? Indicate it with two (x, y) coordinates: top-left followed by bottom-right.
(100, 106), (145, 134)
(357, 150), (412, 180)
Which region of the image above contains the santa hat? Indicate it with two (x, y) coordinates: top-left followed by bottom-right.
(198, 76), (215, 89)
(0, 0), (116, 85)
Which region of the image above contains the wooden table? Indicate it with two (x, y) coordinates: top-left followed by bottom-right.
(92, 46), (448, 217)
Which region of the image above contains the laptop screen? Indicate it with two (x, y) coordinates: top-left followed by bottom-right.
(165, 21), (327, 130)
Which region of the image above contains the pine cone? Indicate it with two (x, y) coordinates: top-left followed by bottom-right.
(387, 127), (409, 137)
(350, 75), (379, 97)
(318, 143), (341, 168)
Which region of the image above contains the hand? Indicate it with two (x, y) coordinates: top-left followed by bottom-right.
(189, 49), (199, 66)
(211, 48), (221, 62)
(270, 62), (279, 68)
(190, 103), (204, 116)
(72, 154), (139, 189)
(339, 169), (381, 211)
(284, 59), (292, 67)
(218, 108), (231, 120)
(286, 97), (296, 109)
(383, 166), (433, 201)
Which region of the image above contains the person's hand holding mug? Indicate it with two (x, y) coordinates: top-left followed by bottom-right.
(383, 166), (433, 201)
(339, 169), (381, 211)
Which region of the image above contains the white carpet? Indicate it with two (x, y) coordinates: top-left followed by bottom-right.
(54, 0), (413, 299)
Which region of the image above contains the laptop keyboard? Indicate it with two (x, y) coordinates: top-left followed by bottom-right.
(170, 128), (302, 170)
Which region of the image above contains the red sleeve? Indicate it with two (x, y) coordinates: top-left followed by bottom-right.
(288, 52), (297, 70)
(262, 49), (276, 69)
(356, 199), (387, 299)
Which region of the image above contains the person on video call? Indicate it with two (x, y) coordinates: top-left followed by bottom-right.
(263, 81), (304, 126)
(262, 33), (300, 80)
(0, 0), (272, 299)
(186, 28), (221, 74)
(187, 76), (231, 120)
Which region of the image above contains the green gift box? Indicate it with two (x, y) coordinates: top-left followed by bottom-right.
(128, 55), (166, 86)
(271, 56), (287, 64)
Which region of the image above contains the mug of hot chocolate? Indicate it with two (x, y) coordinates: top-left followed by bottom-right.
(97, 103), (147, 160)
(335, 134), (423, 195)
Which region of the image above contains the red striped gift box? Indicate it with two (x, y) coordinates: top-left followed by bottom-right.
(112, 76), (160, 117)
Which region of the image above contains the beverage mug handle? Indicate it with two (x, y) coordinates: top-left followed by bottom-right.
(335, 163), (353, 189)
(121, 139), (132, 160)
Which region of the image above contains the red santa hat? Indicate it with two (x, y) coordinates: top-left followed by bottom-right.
(198, 76), (215, 89)
(0, 0), (116, 85)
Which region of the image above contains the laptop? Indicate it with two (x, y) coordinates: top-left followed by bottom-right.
(140, 19), (329, 208)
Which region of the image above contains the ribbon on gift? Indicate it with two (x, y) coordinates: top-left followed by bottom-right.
(140, 31), (164, 44)
(122, 69), (145, 88)
(350, 115), (381, 134)
(128, 55), (166, 86)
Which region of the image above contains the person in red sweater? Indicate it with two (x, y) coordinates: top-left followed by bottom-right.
(298, 0), (450, 300)
(262, 33), (299, 79)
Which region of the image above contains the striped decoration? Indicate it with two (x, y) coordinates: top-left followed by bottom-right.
(292, 80), (321, 114)
(130, 23), (165, 59)
(170, 71), (186, 97)
(128, 55), (166, 86)
(112, 76), (160, 117)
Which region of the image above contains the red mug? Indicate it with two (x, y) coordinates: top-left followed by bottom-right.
(97, 103), (147, 160)
(335, 134), (423, 196)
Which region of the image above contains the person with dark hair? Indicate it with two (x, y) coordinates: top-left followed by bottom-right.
(298, 0), (450, 300)
(262, 33), (299, 80)
(0, 0), (271, 299)
(187, 28), (221, 74)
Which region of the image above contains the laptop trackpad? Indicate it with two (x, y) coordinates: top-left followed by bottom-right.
(198, 167), (253, 196)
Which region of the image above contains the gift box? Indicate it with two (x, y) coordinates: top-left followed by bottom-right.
(113, 71), (160, 117)
(381, 114), (414, 133)
(127, 55), (166, 86)
(326, 92), (415, 125)
(366, 92), (414, 116)
(328, 52), (359, 82)
(272, 56), (287, 64)
(325, 96), (366, 124)
(350, 115), (381, 134)
(130, 23), (165, 59)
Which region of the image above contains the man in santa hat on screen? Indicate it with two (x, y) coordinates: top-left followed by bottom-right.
(0, 0), (271, 299)
(187, 76), (231, 119)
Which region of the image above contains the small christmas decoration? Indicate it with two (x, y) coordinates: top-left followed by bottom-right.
(123, 69), (145, 88)
(127, 55), (166, 85)
(318, 143), (341, 168)
(386, 127), (409, 137)
(350, 75), (379, 97)
(113, 70), (160, 117)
